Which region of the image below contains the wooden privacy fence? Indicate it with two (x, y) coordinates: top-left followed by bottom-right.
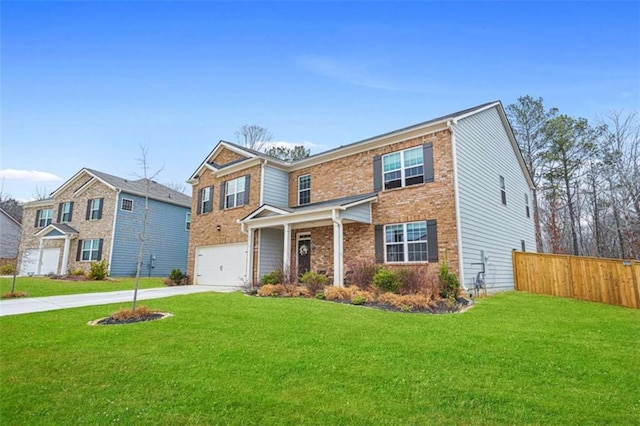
(513, 251), (640, 309)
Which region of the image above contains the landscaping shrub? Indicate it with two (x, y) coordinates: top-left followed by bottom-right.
(1, 291), (28, 299)
(351, 295), (367, 305)
(0, 263), (16, 275)
(438, 262), (460, 299)
(345, 260), (380, 290)
(377, 293), (432, 311)
(261, 270), (281, 285)
(111, 306), (156, 321)
(164, 268), (189, 286)
(396, 266), (439, 298)
(87, 260), (108, 280)
(257, 284), (286, 297)
(299, 271), (329, 296)
(70, 268), (85, 276)
(372, 269), (401, 294)
(315, 291), (325, 300)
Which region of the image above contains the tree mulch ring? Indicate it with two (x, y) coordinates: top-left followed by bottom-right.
(329, 297), (474, 314)
(87, 312), (173, 326)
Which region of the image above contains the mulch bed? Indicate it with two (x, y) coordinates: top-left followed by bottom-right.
(327, 297), (474, 314)
(88, 312), (173, 326)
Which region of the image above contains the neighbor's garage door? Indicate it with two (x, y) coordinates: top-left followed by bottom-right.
(21, 248), (60, 275)
(195, 243), (247, 287)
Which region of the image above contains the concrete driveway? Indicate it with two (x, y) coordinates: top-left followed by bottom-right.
(0, 285), (240, 317)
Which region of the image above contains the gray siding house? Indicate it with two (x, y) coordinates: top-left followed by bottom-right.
(19, 168), (191, 277)
(1, 208), (22, 262)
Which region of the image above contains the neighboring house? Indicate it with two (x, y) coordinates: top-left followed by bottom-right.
(18, 168), (191, 277)
(0, 207), (22, 264)
(187, 101), (536, 292)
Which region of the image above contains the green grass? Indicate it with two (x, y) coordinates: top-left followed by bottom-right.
(1, 276), (165, 298)
(1, 292), (639, 425)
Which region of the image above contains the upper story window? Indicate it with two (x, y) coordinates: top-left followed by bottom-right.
(499, 176), (507, 205)
(385, 221), (428, 263)
(86, 198), (104, 220)
(35, 208), (53, 228)
(298, 174), (311, 205)
(383, 146), (424, 190)
(524, 193), (530, 218)
(198, 186), (213, 214)
(225, 177), (246, 209)
(185, 212), (191, 231)
(121, 198), (134, 212)
(59, 202), (73, 223)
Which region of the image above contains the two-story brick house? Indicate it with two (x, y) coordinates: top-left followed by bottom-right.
(19, 168), (191, 277)
(187, 101), (536, 292)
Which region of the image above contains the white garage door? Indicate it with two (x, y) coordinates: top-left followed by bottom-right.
(195, 243), (247, 289)
(21, 248), (60, 275)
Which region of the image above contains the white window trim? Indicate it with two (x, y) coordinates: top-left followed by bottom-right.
(61, 202), (72, 223)
(90, 199), (101, 220)
(200, 187), (211, 214)
(225, 177), (245, 209)
(382, 146), (424, 190)
(81, 239), (100, 262)
(384, 221), (428, 263)
(39, 209), (53, 227)
(298, 174), (311, 205)
(121, 198), (134, 212)
(185, 212), (191, 231)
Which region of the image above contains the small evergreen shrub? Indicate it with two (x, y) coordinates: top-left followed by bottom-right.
(438, 262), (460, 299)
(372, 269), (401, 294)
(0, 263), (16, 275)
(70, 268), (85, 276)
(87, 260), (108, 280)
(299, 271), (329, 296)
(315, 292), (326, 300)
(261, 270), (281, 285)
(165, 268), (189, 286)
(351, 295), (367, 305)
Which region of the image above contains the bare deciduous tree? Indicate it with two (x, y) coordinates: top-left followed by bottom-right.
(235, 124), (272, 151)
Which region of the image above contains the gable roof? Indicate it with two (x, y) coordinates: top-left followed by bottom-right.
(189, 101), (533, 189)
(50, 168), (191, 208)
(0, 207), (22, 227)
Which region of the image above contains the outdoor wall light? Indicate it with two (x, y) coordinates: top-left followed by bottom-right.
(216, 225), (221, 232)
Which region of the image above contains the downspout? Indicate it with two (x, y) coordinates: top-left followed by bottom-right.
(331, 209), (344, 287)
(447, 119), (468, 292)
(107, 189), (120, 276)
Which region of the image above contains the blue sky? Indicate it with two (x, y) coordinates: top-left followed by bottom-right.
(1, 1), (638, 201)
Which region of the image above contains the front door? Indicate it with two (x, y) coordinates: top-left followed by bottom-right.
(297, 238), (311, 277)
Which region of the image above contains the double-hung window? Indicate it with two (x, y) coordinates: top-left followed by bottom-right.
(385, 221), (428, 262)
(185, 212), (191, 230)
(225, 177), (246, 209)
(298, 174), (311, 205)
(88, 198), (103, 220)
(81, 239), (101, 261)
(200, 186), (212, 214)
(61, 202), (72, 222)
(383, 146), (424, 190)
(37, 209), (53, 228)
(499, 176), (507, 205)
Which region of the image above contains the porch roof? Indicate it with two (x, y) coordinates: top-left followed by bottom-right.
(34, 223), (80, 238)
(239, 192), (378, 228)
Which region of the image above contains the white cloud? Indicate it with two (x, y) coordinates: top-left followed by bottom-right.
(0, 169), (63, 182)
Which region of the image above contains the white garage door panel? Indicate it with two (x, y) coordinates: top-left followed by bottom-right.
(195, 243), (246, 288)
(21, 248), (60, 275)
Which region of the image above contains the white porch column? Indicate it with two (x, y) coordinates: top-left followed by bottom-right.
(332, 211), (344, 287)
(60, 235), (71, 275)
(36, 239), (45, 275)
(283, 223), (291, 276)
(246, 227), (255, 285)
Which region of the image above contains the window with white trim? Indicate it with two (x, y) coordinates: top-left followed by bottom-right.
(121, 198), (134, 212)
(383, 146), (424, 190)
(200, 187), (212, 214)
(298, 174), (311, 205)
(81, 239), (101, 261)
(38, 209), (53, 227)
(385, 221), (428, 262)
(89, 198), (101, 220)
(61, 202), (72, 222)
(524, 193), (530, 218)
(185, 212), (191, 231)
(499, 176), (507, 205)
(225, 177), (246, 209)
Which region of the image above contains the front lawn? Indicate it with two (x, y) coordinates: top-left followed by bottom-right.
(1, 292), (638, 424)
(0, 276), (165, 298)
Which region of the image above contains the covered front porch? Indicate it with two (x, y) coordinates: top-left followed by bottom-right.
(27, 224), (79, 275)
(239, 193), (377, 286)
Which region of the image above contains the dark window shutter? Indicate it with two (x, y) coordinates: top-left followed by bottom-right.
(68, 202), (74, 222)
(76, 240), (83, 261)
(196, 188), (203, 214)
(97, 239), (104, 260)
(243, 175), (251, 205)
(373, 155), (382, 192)
(219, 182), (225, 210)
(427, 220), (438, 262)
(86, 200), (92, 220)
(35, 209), (41, 228)
(423, 143), (434, 183)
(97, 198), (104, 219)
(374, 225), (384, 263)
(57, 203), (63, 223)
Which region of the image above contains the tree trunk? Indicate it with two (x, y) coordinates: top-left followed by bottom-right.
(608, 177), (626, 259)
(532, 187), (544, 252)
(562, 158), (580, 255)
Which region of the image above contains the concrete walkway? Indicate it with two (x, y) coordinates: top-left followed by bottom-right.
(0, 285), (240, 317)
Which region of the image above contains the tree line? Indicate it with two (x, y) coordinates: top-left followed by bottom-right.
(507, 96), (639, 259)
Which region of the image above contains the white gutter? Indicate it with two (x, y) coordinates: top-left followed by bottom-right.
(447, 120), (468, 292)
(107, 189), (120, 276)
